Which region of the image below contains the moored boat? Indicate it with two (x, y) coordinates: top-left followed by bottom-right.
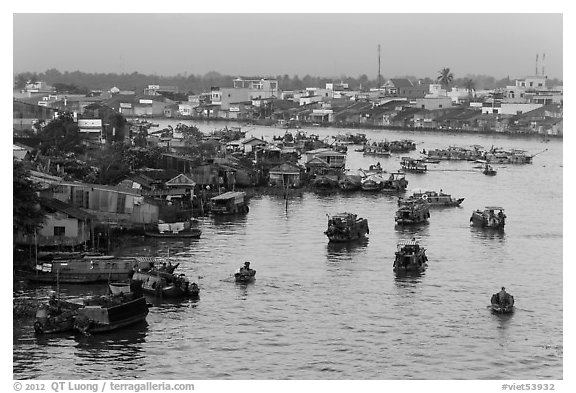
(338, 169), (365, 191)
(131, 269), (199, 298)
(325, 212), (369, 243)
(360, 173), (385, 191)
(470, 207), (506, 229)
(483, 164), (497, 176)
(398, 190), (464, 207)
(393, 239), (428, 273)
(29, 255), (138, 284)
(395, 199), (430, 225)
(73, 294), (149, 335)
(145, 220), (201, 238)
(382, 172), (408, 193)
(400, 157), (427, 173)
(34, 295), (83, 334)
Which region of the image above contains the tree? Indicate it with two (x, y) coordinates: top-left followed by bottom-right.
(437, 68), (454, 92)
(13, 160), (45, 235)
(38, 111), (82, 155)
(464, 79), (476, 98)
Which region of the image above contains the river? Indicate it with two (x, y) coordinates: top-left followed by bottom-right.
(13, 121), (563, 380)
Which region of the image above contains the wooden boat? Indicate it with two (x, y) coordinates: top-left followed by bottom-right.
(387, 139), (417, 153)
(131, 263), (199, 298)
(109, 282), (133, 296)
(145, 220), (201, 238)
(34, 297), (83, 334)
(312, 173), (341, 189)
(325, 212), (369, 243)
(234, 261), (256, 283)
(470, 207), (506, 229)
(74, 294), (149, 335)
(393, 239), (428, 273)
(382, 172), (408, 193)
(483, 164), (497, 176)
(29, 255), (138, 284)
(360, 174), (385, 191)
(363, 145), (391, 157)
(490, 291), (515, 313)
(398, 190), (464, 207)
(395, 199), (430, 225)
(210, 191), (249, 215)
(338, 170), (365, 191)
(400, 157), (427, 173)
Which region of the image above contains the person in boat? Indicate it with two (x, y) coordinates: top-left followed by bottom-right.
(239, 261), (252, 275)
(159, 262), (168, 272)
(498, 287), (508, 305)
(48, 291), (60, 315)
(497, 210), (505, 220)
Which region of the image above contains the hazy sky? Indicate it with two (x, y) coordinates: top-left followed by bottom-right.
(13, 13), (563, 80)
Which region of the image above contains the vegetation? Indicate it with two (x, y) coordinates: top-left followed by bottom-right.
(13, 160), (45, 235)
(14, 69), (561, 95)
(437, 67), (455, 90)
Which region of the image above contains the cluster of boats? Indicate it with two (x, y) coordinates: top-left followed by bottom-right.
(322, 187), (512, 311)
(424, 145), (539, 165)
(31, 252), (258, 336)
(315, 168), (409, 193)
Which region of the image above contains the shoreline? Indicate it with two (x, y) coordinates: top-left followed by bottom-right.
(130, 116), (563, 140)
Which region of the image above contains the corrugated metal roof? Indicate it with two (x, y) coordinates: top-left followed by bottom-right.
(40, 198), (95, 220)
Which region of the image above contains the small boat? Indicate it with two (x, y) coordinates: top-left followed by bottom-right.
(490, 289), (515, 313)
(395, 199), (430, 225)
(325, 212), (369, 243)
(393, 239), (428, 273)
(312, 173), (341, 189)
(131, 262), (199, 298)
(145, 220), (202, 238)
(470, 207), (506, 229)
(382, 172), (408, 193)
(398, 190), (464, 207)
(34, 296), (83, 334)
(74, 294), (149, 335)
(338, 169), (365, 191)
(361, 174), (385, 191)
(210, 191), (249, 215)
(483, 164), (497, 176)
(400, 157), (427, 173)
(234, 262), (256, 283)
(108, 282), (133, 296)
(363, 145), (391, 157)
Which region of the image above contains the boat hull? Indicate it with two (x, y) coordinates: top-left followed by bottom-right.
(74, 297), (149, 334)
(144, 229), (201, 238)
(28, 257), (136, 284)
(234, 272), (256, 283)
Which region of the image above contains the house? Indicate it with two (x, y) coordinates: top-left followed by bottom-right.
(304, 149), (346, 169)
(233, 77), (279, 99)
(13, 143), (33, 160)
(382, 78), (428, 99)
(13, 99), (58, 132)
(269, 162), (303, 188)
(14, 198), (95, 248)
(242, 136), (267, 154)
(413, 97), (452, 111)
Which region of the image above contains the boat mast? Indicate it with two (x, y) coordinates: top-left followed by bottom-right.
(377, 44), (381, 90)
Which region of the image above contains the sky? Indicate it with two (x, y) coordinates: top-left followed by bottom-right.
(12, 11), (564, 81)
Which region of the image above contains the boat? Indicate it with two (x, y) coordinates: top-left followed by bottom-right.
(490, 289), (515, 313)
(210, 191), (249, 215)
(325, 212), (369, 243)
(360, 173), (385, 191)
(387, 139), (417, 153)
(400, 157), (428, 173)
(382, 172), (409, 193)
(34, 295), (83, 334)
(29, 254), (138, 284)
(470, 207), (506, 229)
(109, 282), (132, 296)
(393, 239), (428, 273)
(338, 169), (365, 191)
(395, 199), (430, 225)
(363, 144), (391, 157)
(234, 262), (256, 283)
(312, 172), (341, 189)
(483, 164), (497, 176)
(131, 262), (199, 298)
(398, 190), (464, 207)
(145, 220), (202, 238)
(73, 294), (149, 335)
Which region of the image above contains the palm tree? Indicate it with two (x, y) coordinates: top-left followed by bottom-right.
(437, 68), (454, 92)
(464, 79), (476, 99)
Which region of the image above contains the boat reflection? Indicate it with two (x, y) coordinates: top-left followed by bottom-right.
(326, 238), (369, 259)
(470, 226), (506, 241)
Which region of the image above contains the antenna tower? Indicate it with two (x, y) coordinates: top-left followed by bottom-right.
(378, 44), (381, 90)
